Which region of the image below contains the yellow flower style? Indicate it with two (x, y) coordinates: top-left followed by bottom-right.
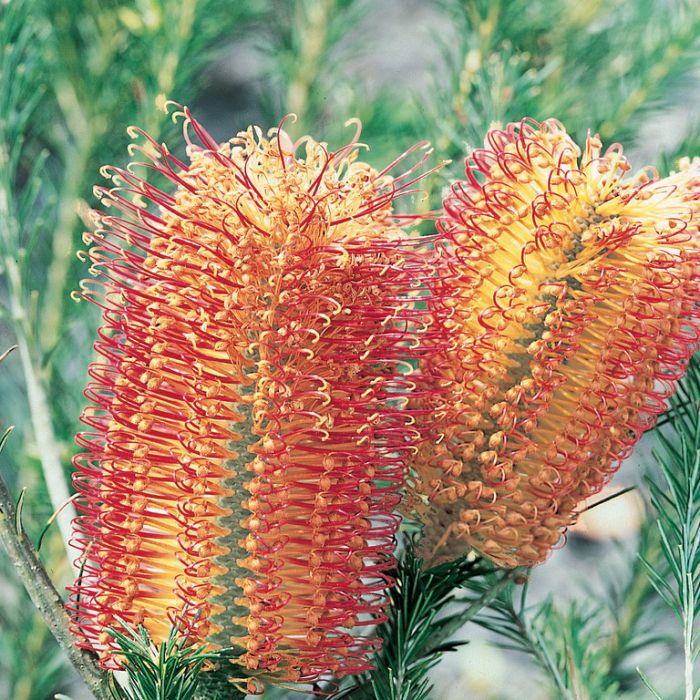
(412, 119), (700, 568)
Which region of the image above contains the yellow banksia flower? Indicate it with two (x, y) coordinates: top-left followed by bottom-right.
(67, 107), (442, 690)
(412, 118), (700, 568)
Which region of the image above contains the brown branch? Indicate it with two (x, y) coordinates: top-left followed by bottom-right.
(0, 471), (111, 700)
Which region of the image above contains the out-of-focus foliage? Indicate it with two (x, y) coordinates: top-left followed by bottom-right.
(429, 0), (700, 149)
(0, 0), (699, 698)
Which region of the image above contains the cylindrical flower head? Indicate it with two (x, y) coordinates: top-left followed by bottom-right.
(412, 119), (700, 568)
(67, 107), (442, 688)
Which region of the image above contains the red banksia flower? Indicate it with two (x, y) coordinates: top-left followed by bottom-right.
(411, 118), (700, 568)
(67, 106), (443, 689)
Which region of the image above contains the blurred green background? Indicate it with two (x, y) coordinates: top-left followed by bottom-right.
(0, 0), (698, 698)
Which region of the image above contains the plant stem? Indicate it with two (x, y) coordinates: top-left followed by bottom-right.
(683, 541), (696, 700)
(41, 132), (92, 356)
(0, 470), (111, 700)
(424, 567), (522, 652)
(684, 575), (694, 700)
(606, 546), (656, 673)
(522, 613), (575, 700)
(681, 431), (700, 700)
(286, 0), (333, 133)
(5, 256), (78, 570)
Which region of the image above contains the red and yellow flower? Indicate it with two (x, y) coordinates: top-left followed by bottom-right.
(412, 118), (700, 568)
(67, 107), (444, 689)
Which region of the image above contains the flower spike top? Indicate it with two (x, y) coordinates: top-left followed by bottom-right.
(411, 118), (700, 568)
(68, 106), (445, 690)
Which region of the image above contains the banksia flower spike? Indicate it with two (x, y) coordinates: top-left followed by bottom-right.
(412, 118), (700, 568)
(68, 106), (443, 690)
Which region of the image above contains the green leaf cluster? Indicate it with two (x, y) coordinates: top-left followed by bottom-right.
(332, 547), (500, 700)
(107, 619), (245, 700)
(642, 352), (700, 699)
(468, 524), (669, 700)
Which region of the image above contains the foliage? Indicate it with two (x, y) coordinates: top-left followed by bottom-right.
(0, 0), (699, 698)
(107, 619), (245, 700)
(468, 523), (669, 700)
(330, 547), (499, 700)
(642, 351), (700, 700)
(428, 0), (700, 151)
